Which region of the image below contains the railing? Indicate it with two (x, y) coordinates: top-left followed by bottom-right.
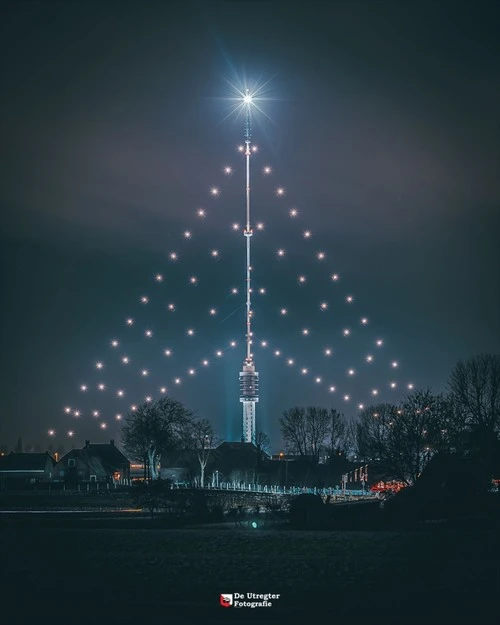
(171, 482), (375, 498)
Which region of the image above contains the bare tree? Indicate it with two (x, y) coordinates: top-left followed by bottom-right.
(353, 391), (450, 485)
(449, 354), (500, 433)
(327, 409), (347, 456)
(280, 406), (336, 463)
(255, 431), (271, 457)
(122, 396), (194, 481)
(280, 407), (308, 457)
(190, 419), (218, 488)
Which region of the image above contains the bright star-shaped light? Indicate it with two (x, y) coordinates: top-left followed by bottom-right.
(167, 303), (175, 311)
(187, 328), (195, 336)
(263, 166), (272, 175)
(111, 339), (119, 347)
(259, 287), (266, 294)
(346, 295), (353, 303)
(210, 187), (219, 196)
(301, 368), (308, 375)
(276, 187), (285, 196)
(145, 329), (153, 338)
(100, 423), (107, 429)
(331, 274), (340, 282)
(277, 248), (285, 257)
(224, 166), (232, 174)
(141, 296), (149, 304)
(302, 329), (309, 336)
(315, 377), (322, 384)
(164, 349), (172, 356)
(183, 231), (191, 239)
(390, 382), (397, 389)
(324, 348), (332, 356)
(141, 369), (149, 376)
(202, 360), (209, 366)
(317, 251), (326, 260)
(256, 222), (264, 230)
(169, 252), (178, 261)
(155, 274), (163, 282)
(98, 384), (105, 391)
(329, 386), (336, 393)
(188, 369), (195, 375)
(408, 383), (414, 390)
(122, 356), (129, 364)
(280, 308), (288, 315)
(197, 208), (206, 218)
(64, 406), (71, 414)
(348, 369), (355, 376)
(372, 389), (379, 396)
(391, 361), (399, 368)
(117, 390), (125, 397)
(231, 287), (238, 294)
(361, 317), (368, 325)
(145, 396), (152, 402)
(92, 411), (99, 417)
(343, 329), (351, 336)
(376, 339), (384, 347)
(73, 411), (80, 417)
(209, 308), (217, 316)
(115, 414), (122, 421)
(216, 350), (223, 357)
(189, 276), (198, 285)
(211, 250), (219, 258)
(160, 387), (167, 394)
(298, 275), (306, 284)
(366, 355), (373, 363)
(289, 208), (298, 217)
(320, 302), (328, 310)
(80, 385), (87, 392)
(287, 358), (294, 365)
(303, 231), (311, 239)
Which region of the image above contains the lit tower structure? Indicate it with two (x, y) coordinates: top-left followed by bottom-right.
(239, 90), (259, 444)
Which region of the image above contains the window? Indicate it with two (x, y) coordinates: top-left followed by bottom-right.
(90, 475), (97, 482)
(68, 459), (76, 468)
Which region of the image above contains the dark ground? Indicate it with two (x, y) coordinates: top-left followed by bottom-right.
(1, 519), (499, 625)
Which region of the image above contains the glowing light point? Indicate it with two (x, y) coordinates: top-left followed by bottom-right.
(289, 208), (298, 217)
(98, 384), (105, 391)
(238, 145), (245, 152)
(331, 273), (340, 282)
(224, 166), (232, 175)
(287, 358), (294, 365)
(189, 276), (198, 285)
(197, 208), (206, 218)
(391, 361), (399, 368)
(361, 318), (368, 325)
(344, 395), (350, 402)
(263, 166), (272, 174)
(348, 369), (356, 377)
(216, 350), (223, 357)
(187, 328), (195, 336)
(122, 356), (129, 364)
(231, 288), (238, 295)
(145, 329), (153, 338)
(317, 251), (326, 260)
(117, 389), (125, 397)
(100, 423), (107, 429)
(64, 406), (71, 414)
(230, 341), (237, 347)
(111, 340), (119, 348)
(183, 231), (192, 239)
(329, 386), (336, 393)
(303, 230), (311, 239)
(210, 250), (220, 259)
(202, 360), (209, 366)
(390, 382), (397, 389)
(126, 318), (134, 326)
(131, 405), (137, 411)
(302, 328), (310, 336)
(376, 339), (384, 347)
(260, 340), (268, 347)
(259, 287), (266, 294)
(301, 368), (308, 375)
(140, 296), (149, 304)
(346, 295), (354, 303)
(80, 385), (87, 392)
(343, 329), (351, 336)
(324, 348), (332, 356)
(276, 187), (285, 196)
(48, 430), (55, 437)
(358, 404), (365, 410)
(169, 252), (178, 261)
(95, 362), (104, 370)
(320, 302), (328, 310)
(277, 248), (285, 257)
(366, 355), (374, 363)
(73, 411), (81, 417)
(209, 308), (217, 316)
(145, 396), (152, 402)
(116, 414), (122, 421)
(160, 387), (167, 394)
(210, 187), (219, 196)
(92, 411), (99, 418)
(298, 275), (306, 284)
(68, 431), (74, 438)
(168, 303), (175, 311)
(232, 223), (240, 231)
(256, 222), (264, 230)
(408, 383), (414, 390)
(141, 369), (149, 377)
(188, 369), (196, 376)
(251, 145), (258, 153)
(280, 308), (288, 316)
(274, 350), (281, 357)
(315, 377), (322, 384)
(155, 274), (163, 282)
(372, 389), (379, 396)
(243, 93), (253, 104)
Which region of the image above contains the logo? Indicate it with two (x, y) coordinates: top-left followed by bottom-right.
(220, 594), (233, 608)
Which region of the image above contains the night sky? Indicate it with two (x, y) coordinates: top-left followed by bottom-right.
(1, 0), (499, 452)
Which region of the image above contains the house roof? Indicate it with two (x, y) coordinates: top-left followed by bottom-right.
(58, 449), (110, 477)
(84, 443), (130, 469)
(0, 452), (55, 472)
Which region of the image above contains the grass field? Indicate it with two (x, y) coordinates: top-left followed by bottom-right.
(1, 523), (499, 625)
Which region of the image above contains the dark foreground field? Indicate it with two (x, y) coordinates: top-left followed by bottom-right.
(1, 522), (499, 625)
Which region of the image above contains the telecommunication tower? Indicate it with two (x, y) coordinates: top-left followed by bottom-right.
(239, 90), (259, 444)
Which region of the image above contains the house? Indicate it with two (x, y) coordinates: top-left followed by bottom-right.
(53, 439), (130, 486)
(0, 452), (56, 489)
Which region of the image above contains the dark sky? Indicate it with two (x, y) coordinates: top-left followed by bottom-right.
(1, 0), (499, 452)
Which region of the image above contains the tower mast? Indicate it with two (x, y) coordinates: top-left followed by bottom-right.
(239, 90), (259, 444)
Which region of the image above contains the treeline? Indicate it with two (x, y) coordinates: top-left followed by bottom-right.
(279, 354), (500, 486)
